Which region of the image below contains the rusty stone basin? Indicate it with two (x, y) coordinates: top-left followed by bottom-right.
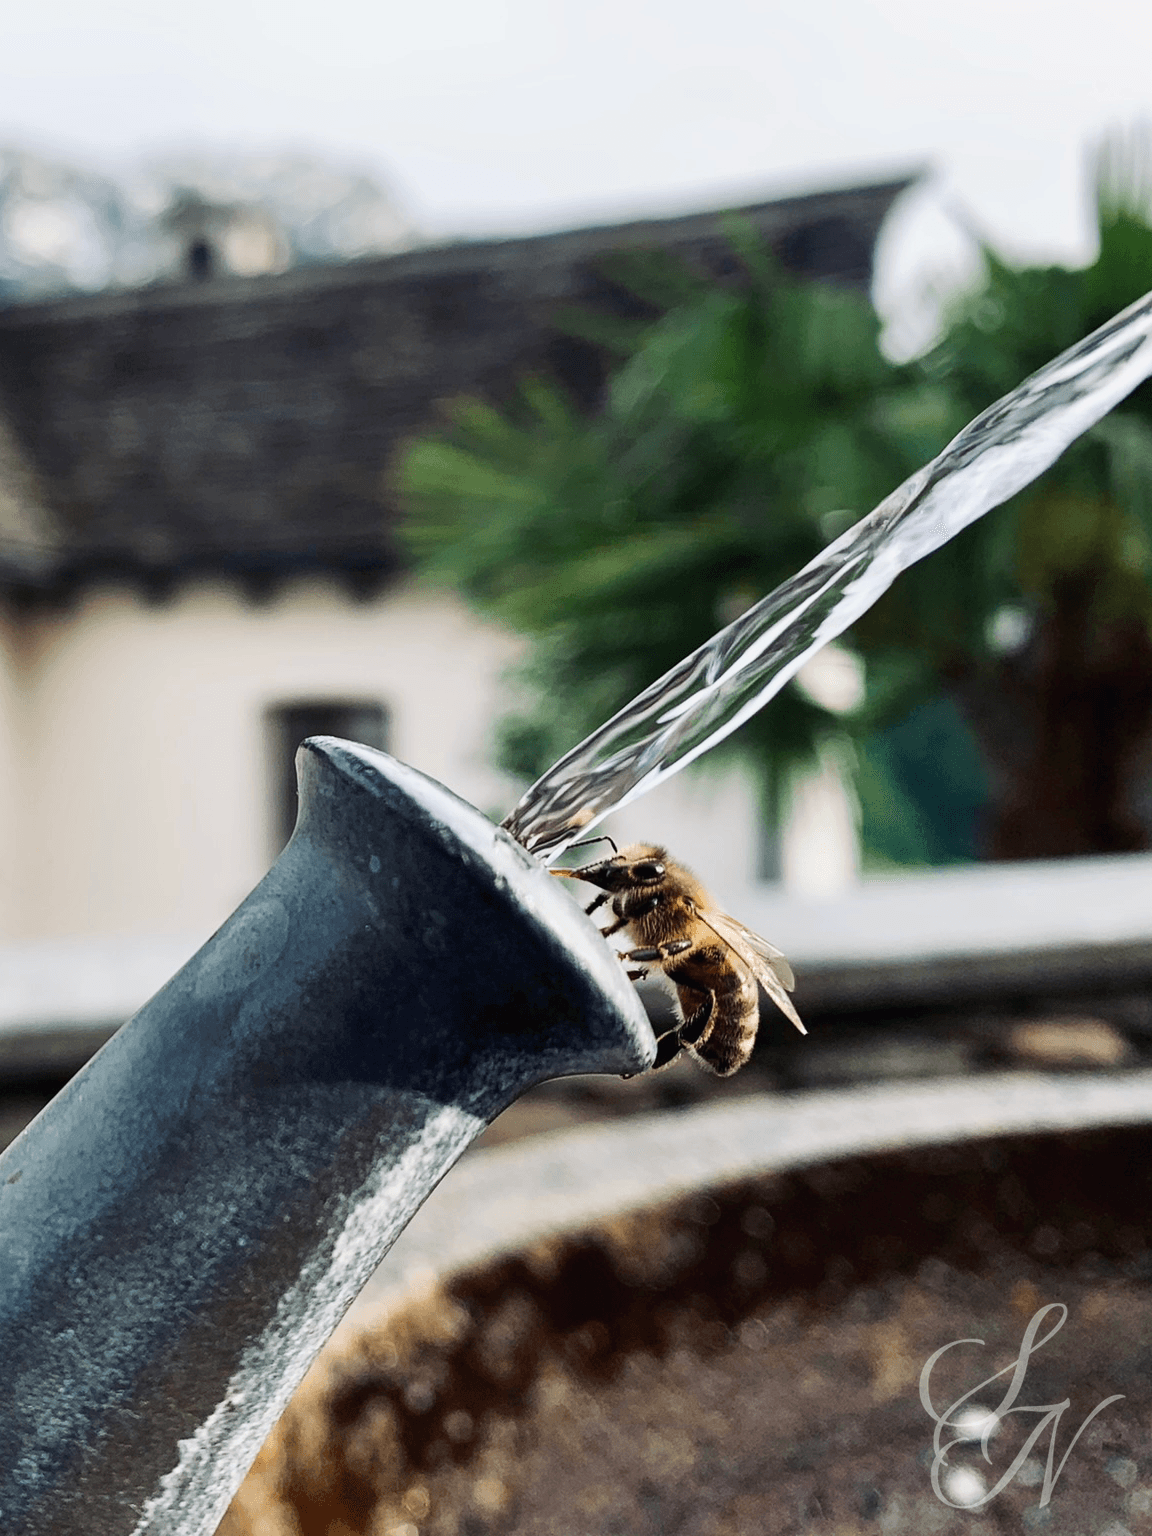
(221, 1073), (1152, 1536)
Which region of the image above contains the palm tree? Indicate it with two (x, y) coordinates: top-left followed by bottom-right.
(401, 238), (915, 841)
(866, 141), (1152, 857)
(401, 161), (1152, 865)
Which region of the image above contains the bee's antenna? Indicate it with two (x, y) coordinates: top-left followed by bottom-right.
(567, 835), (618, 855)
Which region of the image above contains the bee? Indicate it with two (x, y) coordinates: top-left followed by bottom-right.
(552, 840), (805, 1076)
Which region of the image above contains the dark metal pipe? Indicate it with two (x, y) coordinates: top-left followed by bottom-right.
(0, 740), (654, 1536)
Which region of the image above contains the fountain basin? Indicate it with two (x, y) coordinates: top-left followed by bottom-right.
(222, 1072), (1152, 1535)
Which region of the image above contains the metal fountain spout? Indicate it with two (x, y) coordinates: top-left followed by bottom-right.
(0, 739), (655, 1536)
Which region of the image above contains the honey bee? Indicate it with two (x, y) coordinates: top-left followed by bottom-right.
(552, 840), (805, 1076)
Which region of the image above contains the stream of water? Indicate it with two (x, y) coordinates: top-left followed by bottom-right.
(502, 288), (1152, 860)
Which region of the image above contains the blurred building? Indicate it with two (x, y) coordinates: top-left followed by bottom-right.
(0, 176), (912, 956)
(0, 146), (419, 301)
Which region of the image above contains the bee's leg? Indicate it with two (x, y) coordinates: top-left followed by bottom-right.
(678, 993), (715, 1047)
(584, 892), (610, 917)
(619, 940), (692, 964)
(651, 1030), (685, 1070)
(625, 967), (649, 982)
(600, 914), (628, 939)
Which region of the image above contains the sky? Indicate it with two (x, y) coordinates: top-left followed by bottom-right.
(1, 0), (1149, 350)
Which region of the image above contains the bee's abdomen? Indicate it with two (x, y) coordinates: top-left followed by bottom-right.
(692, 972), (759, 1077)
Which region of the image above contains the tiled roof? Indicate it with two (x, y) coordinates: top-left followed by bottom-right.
(0, 176), (917, 599)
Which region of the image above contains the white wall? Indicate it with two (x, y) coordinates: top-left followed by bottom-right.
(594, 752), (858, 909)
(2, 576), (524, 943)
(1, 574), (860, 947)
(0, 612), (24, 938)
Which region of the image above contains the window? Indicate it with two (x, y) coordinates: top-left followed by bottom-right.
(269, 700), (390, 851)
(187, 237), (215, 281)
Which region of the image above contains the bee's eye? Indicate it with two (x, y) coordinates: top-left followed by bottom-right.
(633, 861), (665, 883)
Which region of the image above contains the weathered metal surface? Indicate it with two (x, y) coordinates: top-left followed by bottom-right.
(0, 739), (653, 1536)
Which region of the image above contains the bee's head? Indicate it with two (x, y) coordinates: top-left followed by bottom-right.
(551, 842), (668, 892)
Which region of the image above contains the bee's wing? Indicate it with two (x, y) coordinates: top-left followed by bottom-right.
(698, 908), (806, 1036)
(701, 910), (796, 990)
